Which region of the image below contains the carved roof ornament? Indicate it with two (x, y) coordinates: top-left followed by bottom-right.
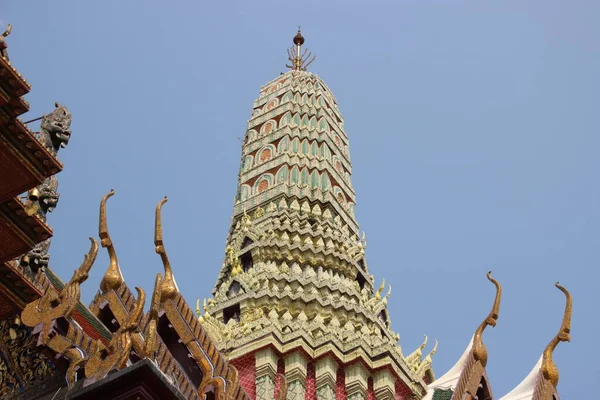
(0, 23), (11, 60)
(155, 197), (178, 302)
(99, 189), (124, 292)
(541, 282), (572, 388)
(286, 28), (316, 71)
(375, 279), (385, 300)
(406, 334), (428, 368)
(21, 238), (99, 340)
(145, 272), (163, 360)
(416, 339), (438, 377)
(39, 102), (72, 156)
(472, 271), (502, 367)
(86, 287), (146, 382)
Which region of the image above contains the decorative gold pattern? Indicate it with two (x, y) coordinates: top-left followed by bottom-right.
(21, 237), (98, 340)
(85, 287), (145, 381)
(99, 189), (124, 292)
(472, 271), (501, 367)
(144, 272), (163, 360)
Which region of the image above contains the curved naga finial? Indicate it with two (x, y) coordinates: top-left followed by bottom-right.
(99, 190), (124, 292)
(1, 24), (11, 38)
(415, 339), (438, 376)
(155, 197), (177, 302)
(406, 334), (428, 368)
(375, 279), (386, 300)
(541, 282), (572, 388)
(472, 271), (502, 367)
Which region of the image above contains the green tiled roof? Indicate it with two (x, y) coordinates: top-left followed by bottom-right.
(432, 389), (453, 400)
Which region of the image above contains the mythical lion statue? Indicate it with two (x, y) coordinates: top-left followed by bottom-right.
(39, 102), (72, 155)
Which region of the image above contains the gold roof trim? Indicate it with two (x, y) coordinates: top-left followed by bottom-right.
(541, 282), (572, 388)
(155, 196), (178, 302)
(99, 189), (124, 292)
(472, 271), (502, 367)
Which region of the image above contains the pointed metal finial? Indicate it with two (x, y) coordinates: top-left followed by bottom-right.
(286, 28), (316, 71)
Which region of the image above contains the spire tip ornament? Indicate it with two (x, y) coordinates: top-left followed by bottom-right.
(286, 28), (316, 71)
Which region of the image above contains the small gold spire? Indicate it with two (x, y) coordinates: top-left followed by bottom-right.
(541, 282), (572, 388)
(155, 197), (177, 302)
(472, 271), (502, 367)
(99, 190), (124, 293)
(286, 28), (316, 71)
(375, 279), (385, 300)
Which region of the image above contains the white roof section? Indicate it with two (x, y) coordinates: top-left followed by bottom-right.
(422, 336), (474, 400)
(498, 356), (542, 400)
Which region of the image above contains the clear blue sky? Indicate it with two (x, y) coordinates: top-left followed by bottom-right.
(3, 1), (596, 397)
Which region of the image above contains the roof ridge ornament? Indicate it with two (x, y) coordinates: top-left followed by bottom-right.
(155, 196), (178, 302)
(541, 282), (572, 388)
(286, 28), (316, 71)
(472, 271), (502, 367)
(99, 189), (124, 292)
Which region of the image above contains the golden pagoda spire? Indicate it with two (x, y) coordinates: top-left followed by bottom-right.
(286, 28), (316, 71)
(99, 189), (124, 292)
(541, 282), (572, 388)
(472, 271), (502, 367)
(155, 196), (178, 302)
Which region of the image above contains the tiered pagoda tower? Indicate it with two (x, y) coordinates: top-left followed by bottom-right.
(201, 31), (433, 400)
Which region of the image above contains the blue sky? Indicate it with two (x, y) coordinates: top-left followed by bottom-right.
(2, 0), (597, 397)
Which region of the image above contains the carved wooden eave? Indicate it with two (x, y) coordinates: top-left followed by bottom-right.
(0, 53), (31, 97)
(0, 118), (63, 205)
(0, 197), (52, 263)
(0, 260), (47, 319)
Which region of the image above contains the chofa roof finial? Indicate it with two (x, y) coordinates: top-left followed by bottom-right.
(155, 196), (178, 302)
(541, 282), (572, 388)
(99, 190), (124, 292)
(472, 271), (502, 367)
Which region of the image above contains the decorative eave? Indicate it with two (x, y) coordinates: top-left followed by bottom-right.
(0, 54), (31, 99)
(0, 118), (63, 202)
(66, 359), (189, 400)
(0, 260), (44, 319)
(0, 197), (52, 262)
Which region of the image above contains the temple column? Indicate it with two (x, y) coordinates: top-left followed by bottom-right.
(345, 363), (368, 400)
(373, 370), (395, 400)
(255, 348), (278, 400)
(284, 351), (308, 399)
(315, 356), (338, 399)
